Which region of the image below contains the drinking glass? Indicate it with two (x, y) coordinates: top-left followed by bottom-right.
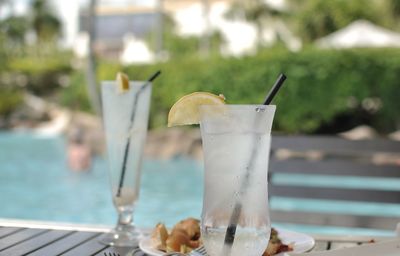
(100, 80), (152, 247)
(199, 105), (276, 256)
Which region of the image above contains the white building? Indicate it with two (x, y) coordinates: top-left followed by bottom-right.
(5, 0), (298, 63)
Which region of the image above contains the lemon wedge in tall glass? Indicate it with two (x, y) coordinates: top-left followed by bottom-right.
(116, 71), (130, 93)
(167, 92), (225, 127)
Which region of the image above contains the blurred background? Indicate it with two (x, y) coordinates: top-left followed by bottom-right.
(0, 0), (399, 231)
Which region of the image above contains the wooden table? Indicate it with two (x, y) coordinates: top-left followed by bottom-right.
(0, 219), (390, 256)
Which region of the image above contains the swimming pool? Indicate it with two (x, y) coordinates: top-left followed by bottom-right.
(0, 132), (398, 236)
(0, 132), (203, 228)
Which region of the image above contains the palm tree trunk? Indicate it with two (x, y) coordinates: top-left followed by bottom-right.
(256, 21), (263, 51)
(86, 0), (102, 115)
(200, 0), (210, 57)
(155, 0), (164, 58)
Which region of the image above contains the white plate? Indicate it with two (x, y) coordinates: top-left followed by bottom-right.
(288, 238), (400, 256)
(139, 228), (315, 256)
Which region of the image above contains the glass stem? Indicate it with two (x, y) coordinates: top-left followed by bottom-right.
(117, 209), (134, 230)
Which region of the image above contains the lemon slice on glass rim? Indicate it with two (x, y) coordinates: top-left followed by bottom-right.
(167, 92), (226, 127)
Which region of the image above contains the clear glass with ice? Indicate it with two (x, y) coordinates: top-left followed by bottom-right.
(100, 81), (152, 247)
(199, 105), (276, 256)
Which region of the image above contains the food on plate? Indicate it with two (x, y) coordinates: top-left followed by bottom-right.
(263, 228), (294, 256)
(151, 218), (293, 255)
(151, 223), (169, 251)
(172, 217), (201, 241)
(151, 218), (202, 253)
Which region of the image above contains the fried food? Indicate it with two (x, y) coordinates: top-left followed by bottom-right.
(151, 219), (293, 255)
(151, 223), (169, 251)
(152, 218), (202, 253)
(263, 228), (294, 256)
(167, 228), (192, 253)
(172, 218), (200, 240)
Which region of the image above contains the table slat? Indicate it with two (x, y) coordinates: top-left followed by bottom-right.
(0, 227), (23, 239)
(330, 241), (359, 250)
(0, 228), (47, 251)
(96, 246), (136, 256)
(60, 234), (106, 256)
(0, 229), (71, 255)
(27, 231), (100, 256)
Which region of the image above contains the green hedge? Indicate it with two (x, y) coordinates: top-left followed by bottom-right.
(8, 51), (72, 95)
(59, 71), (92, 112)
(2, 47), (397, 134)
(58, 48), (400, 133)
(59, 60), (122, 112)
(119, 48), (400, 133)
(0, 89), (23, 115)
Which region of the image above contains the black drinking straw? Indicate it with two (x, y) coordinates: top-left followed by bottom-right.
(116, 70), (161, 198)
(263, 74), (286, 105)
(222, 73), (287, 254)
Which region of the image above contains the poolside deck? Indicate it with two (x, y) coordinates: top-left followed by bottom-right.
(0, 219), (393, 256)
(0, 219), (135, 255)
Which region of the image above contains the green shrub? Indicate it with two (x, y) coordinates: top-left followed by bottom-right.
(121, 48), (400, 133)
(59, 61), (122, 112)
(59, 71), (92, 112)
(0, 89), (23, 115)
(0, 48), (73, 117)
(97, 61), (123, 81)
(61, 48), (400, 133)
(8, 50), (72, 94)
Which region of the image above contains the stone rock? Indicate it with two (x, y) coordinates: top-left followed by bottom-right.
(339, 125), (378, 140)
(34, 109), (71, 136)
(389, 130), (400, 141)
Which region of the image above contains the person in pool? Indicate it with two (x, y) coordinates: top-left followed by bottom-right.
(67, 126), (92, 172)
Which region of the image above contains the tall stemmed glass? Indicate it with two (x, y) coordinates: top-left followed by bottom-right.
(100, 79), (152, 247)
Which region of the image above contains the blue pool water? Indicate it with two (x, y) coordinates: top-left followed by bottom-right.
(0, 132), (398, 236)
(0, 132), (203, 228)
